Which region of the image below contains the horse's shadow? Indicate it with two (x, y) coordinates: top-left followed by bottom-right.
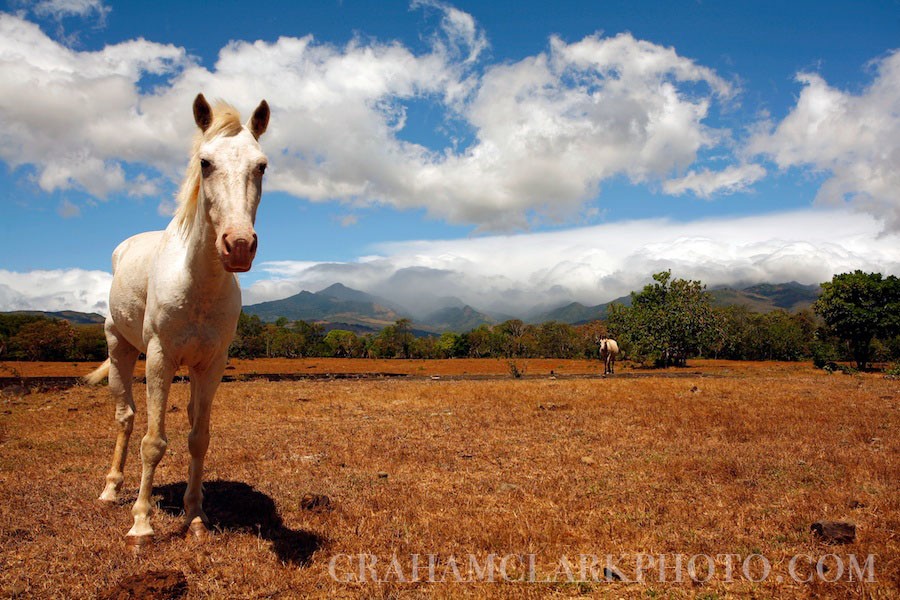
(155, 480), (323, 566)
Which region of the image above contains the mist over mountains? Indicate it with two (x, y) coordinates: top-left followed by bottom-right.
(240, 281), (821, 333)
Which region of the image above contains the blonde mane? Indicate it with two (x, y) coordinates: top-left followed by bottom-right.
(173, 102), (245, 233)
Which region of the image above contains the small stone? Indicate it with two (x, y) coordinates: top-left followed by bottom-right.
(690, 385), (700, 393)
(299, 493), (332, 512)
(1, 385), (28, 397)
(377, 472), (389, 479)
(497, 482), (520, 492)
(811, 520), (856, 544)
(580, 456), (595, 465)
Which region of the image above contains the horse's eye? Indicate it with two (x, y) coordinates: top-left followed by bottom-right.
(200, 158), (212, 171)
(257, 163), (267, 175)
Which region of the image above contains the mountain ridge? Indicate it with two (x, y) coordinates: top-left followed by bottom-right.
(239, 280), (822, 332)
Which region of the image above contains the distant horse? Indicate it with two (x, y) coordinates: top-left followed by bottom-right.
(86, 94), (270, 544)
(600, 338), (619, 375)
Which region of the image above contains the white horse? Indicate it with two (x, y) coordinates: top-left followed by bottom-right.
(86, 94), (269, 544)
(600, 337), (619, 375)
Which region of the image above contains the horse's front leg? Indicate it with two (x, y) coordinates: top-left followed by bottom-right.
(183, 353), (227, 539)
(127, 339), (176, 543)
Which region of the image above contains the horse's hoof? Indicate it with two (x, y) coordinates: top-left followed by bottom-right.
(97, 497), (118, 507)
(186, 518), (209, 541)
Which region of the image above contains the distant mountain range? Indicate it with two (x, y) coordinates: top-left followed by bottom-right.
(243, 283), (404, 329)
(526, 282), (822, 325)
(1, 281), (821, 335)
(0, 310), (106, 325)
(709, 282), (822, 313)
(240, 280), (822, 333)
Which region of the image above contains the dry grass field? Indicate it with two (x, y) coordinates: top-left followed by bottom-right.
(2, 357), (613, 379)
(0, 360), (897, 598)
(0, 357), (812, 379)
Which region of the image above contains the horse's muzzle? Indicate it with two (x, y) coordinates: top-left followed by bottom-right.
(221, 232), (257, 272)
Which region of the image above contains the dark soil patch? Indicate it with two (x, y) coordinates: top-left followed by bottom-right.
(100, 570), (187, 600)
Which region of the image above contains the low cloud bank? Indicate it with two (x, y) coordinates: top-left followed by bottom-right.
(4, 210), (898, 319)
(243, 209), (900, 317)
(0, 269), (112, 315)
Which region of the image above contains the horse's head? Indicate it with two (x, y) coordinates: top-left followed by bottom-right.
(192, 94), (270, 273)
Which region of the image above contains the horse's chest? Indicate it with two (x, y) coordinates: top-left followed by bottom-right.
(149, 290), (239, 352)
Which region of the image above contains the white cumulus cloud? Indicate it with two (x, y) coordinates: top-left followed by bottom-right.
(2, 4), (897, 234)
(30, 0), (109, 21)
(749, 50), (900, 230)
(0, 13), (190, 197)
(0, 6), (748, 229)
(663, 164), (766, 198)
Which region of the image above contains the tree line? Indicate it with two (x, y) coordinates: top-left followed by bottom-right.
(0, 314), (107, 361)
(2, 270), (898, 369)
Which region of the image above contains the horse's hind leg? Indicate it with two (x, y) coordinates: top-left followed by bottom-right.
(99, 320), (140, 503)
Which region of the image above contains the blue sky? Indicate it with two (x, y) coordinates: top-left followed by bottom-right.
(1, 0), (899, 316)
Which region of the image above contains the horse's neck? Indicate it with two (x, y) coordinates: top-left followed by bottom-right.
(173, 202), (232, 293)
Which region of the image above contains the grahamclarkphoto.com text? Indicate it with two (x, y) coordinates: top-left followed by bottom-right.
(327, 552), (876, 585)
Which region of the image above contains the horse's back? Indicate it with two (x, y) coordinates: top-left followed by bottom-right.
(108, 231), (165, 351)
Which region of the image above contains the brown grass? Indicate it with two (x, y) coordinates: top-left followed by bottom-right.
(0, 361), (897, 598)
(1, 357), (818, 379)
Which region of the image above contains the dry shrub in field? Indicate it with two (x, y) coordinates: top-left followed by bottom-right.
(0, 361), (896, 598)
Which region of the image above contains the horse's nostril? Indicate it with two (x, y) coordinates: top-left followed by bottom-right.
(249, 234), (258, 253)
(222, 234), (232, 254)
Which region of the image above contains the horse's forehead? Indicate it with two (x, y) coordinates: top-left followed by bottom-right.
(202, 129), (264, 160)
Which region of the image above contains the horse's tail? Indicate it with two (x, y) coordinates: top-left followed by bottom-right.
(84, 359), (111, 385)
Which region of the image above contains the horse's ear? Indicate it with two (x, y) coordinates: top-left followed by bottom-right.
(193, 94), (212, 132)
(248, 100), (269, 139)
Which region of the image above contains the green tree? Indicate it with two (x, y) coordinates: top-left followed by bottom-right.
(496, 319), (529, 357)
(536, 321), (577, 358)
(323, 329), (360, 358)
(436, 331), (467, 358)
(230, 312), (265, 358)
(73, 325), (108, 361)
(710, 305), (755, 360)
(608, 271), (716, 367)
(9, 319), (75, 361)
(465, 324), (495, 358)
(292, 320), (326, 356)
(575, 321), (608, 359)
(369, 319), (415, 358)
(814, 270), (900, 370)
